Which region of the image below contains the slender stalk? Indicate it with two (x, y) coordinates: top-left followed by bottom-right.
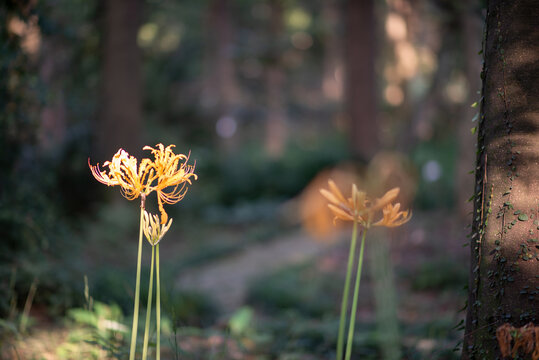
(344, 230), (367, 360)
(336, 221), (359, 360)
(142, 245), (155, 360)
(19, 278), (38, 333)
(156, 243), (161, 360)
(130, 202), (145, 360)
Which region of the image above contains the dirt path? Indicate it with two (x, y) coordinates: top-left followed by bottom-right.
(175, 231), (341, 313)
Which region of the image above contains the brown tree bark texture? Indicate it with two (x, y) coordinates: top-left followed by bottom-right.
(456, 2), (483, 221)
(97, 0), (143, 159)
(463, 0), (539, 358)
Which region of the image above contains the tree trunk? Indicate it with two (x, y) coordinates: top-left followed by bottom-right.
(96, 0), (143, 159)
(39, 36), (67, 153)
(264, 0), (287, 157)
(462, 0), (539, 358)
(202, 0), (240, 114)
(344, 0), (378, 161)
(456, 2), (483, 220)
(321, 0), (343, 101)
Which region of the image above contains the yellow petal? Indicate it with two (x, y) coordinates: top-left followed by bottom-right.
(328, 180), (348, 204)
(373, 187), (400, 211)
(328, 204), (354, 222)
(320, 188), (341, 205)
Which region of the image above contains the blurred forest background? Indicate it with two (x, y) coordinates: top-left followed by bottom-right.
(1, 0), (484, 358)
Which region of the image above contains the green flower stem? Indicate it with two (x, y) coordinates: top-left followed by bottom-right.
(336, 220), (359, 360)
(156, 243), (161, 360)
(344, 229), (367, 360)
(130, 204), (145, 360)
(142, 245), (155, 360)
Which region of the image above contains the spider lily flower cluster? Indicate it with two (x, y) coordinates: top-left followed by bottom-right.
(89, 144), (197, 223)
(320, 179), (411, 360)
(320, 180), (411, 228)
(89, 144), (196, 360)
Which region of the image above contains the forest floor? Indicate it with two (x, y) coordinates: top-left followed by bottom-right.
(176, 230), (338, 312)
(2, 209), (469, 359)
(175, 209), (468, 314)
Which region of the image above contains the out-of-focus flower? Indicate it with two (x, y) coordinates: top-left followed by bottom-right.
(320, 180), (410, 229)
(89, 149), (155, 200)
(373, 203), (412, 228)
(496, 323), (539, 360)
(144, 144), (197, 224)
(143, 210), (172, 245)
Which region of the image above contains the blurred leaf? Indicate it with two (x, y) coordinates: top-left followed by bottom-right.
(229, 306), (254, 337)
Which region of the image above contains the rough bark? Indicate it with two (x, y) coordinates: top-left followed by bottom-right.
(96, 0), (143, 159)
(456, 2), (483, 220)
(344, 0), (378, 161)
(462, 0), (539, 358)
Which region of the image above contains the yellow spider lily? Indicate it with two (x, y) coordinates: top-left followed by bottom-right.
(142, 210), (173, 245)
(89, 144), (197, 223)
(144, 144), (198, 224)
(89, 149), (155, 200)
(320, 180), (409, 229)
(373, 202), (412, 228)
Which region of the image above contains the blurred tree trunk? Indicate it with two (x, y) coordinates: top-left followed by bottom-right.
(202, 0), (240, 115)
(462, 0), (539, 358)
(455, 2), (483, 220)
(97, 0), (143, 159)
(265, 0), (287, 157)
(39, 36), (67, 153)
(321, 0), (343, 101)
(345, 0), (378, 161)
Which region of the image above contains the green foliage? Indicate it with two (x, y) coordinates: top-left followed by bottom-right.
(194, 136), (348, 208)
(246, 263), (341, 318)
(89, 269), (135, 315)
(228, 306), (254, 337)
(403, 317), (462, 360)
(0, 0), (98, 320)
(410, 259), (468, 291)
(411, 137), (457, 209)
(164, 289), (220, 328)
(60, 301), (128, 359)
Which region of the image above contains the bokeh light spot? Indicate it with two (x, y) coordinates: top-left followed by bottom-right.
(422, 160), (442, 182)
(216, 116), (237, 138)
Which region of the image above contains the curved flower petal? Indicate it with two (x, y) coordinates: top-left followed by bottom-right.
(372, 187), (400, 211)
(89, 148), (154, 201)
(321, 180), (409, 229)
(145, 144), (197, 223)
(88, 159), (120, 187)
(320, 188), (342, 205)
(373, 203), (412, 228)
(328, 204), (355, 222)
(328, 180), (348, 204)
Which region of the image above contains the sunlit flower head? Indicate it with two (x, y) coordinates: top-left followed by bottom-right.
(143, 144), (198, 224)
(89, 149), (155, 201)
(143, 210), (173, 246)
(320, 179), (410, 229)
